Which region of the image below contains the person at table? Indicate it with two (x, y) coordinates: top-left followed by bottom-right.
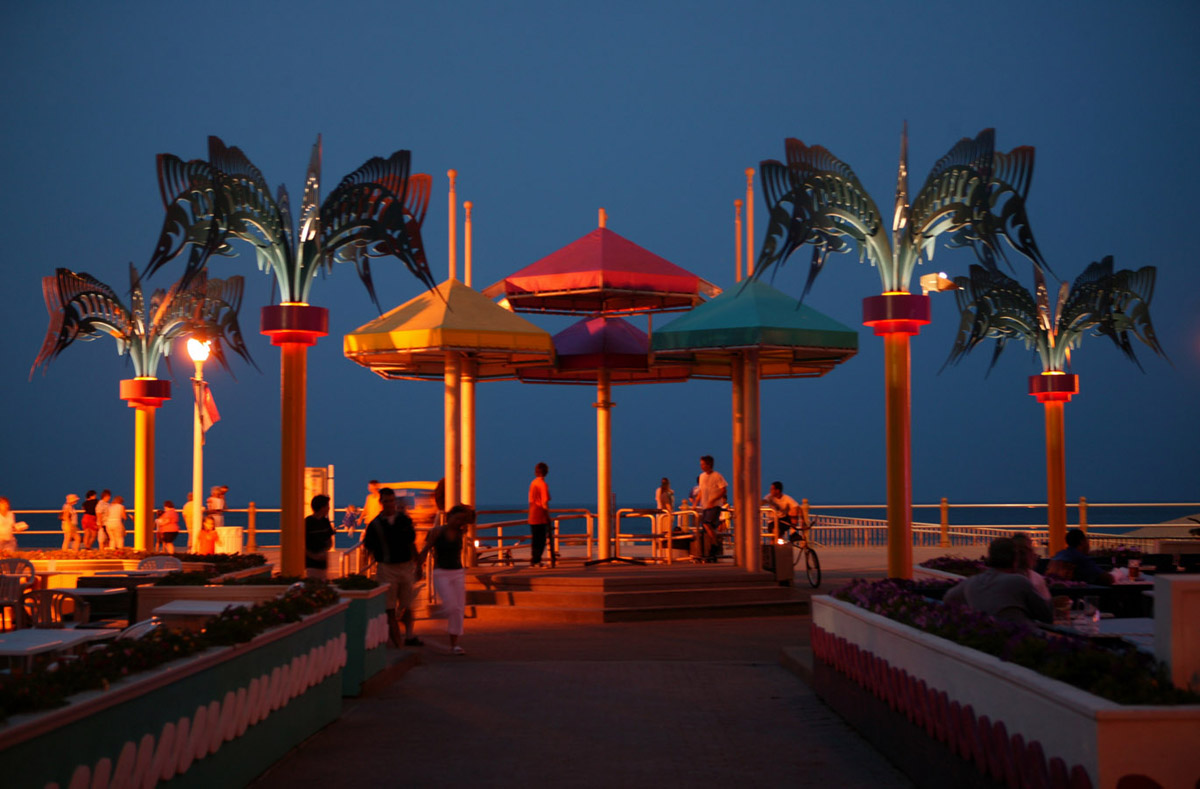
(1012, 533), (1051, 601)
(1046, 528), (1113, 586)
(362, 487), (423, 648)
(418, 503), (472, 655)
(155, 501), (181, 554)
(944, 537), (1052, 625)
(763, 481), (802, 538)
(304, 494), (335, 580)
(61, 493), (80, 550)
(0, 496), (29, 553)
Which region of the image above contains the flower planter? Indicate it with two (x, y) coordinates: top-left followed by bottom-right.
(811, 595), (1200, 788)
(30, 558), (215, 588)
(135, 584), (292, 622)
(339, 585), (390, 696)
(0, 601), (349, 788)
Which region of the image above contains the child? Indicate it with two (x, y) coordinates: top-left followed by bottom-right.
(341, 504), (361, 537)
(155, 501), (180, 554)
(197, 514), (218, 555)
(61, 493), (80, 550)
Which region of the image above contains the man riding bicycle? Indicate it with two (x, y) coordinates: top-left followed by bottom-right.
(764, 481), (803, 538)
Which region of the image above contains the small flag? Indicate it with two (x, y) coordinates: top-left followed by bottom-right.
(193, 379), (221, 443)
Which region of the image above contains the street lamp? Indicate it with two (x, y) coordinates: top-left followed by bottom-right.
(187, 337), (211, 552)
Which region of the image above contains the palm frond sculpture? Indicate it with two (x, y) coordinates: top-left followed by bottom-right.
(144, 135), (435, 308)
(31, 263), (253, 379)
(943, 257), (1166, 374)
(755, 126), (1046, 298)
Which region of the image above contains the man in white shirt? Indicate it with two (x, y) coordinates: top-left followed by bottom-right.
(696, 455), (727, 562)
(763, 481), (802, 538)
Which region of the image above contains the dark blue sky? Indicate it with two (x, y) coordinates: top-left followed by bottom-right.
(3, 1), (1197, 513)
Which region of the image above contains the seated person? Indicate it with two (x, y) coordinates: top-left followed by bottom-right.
(763, 481), (802, 537)
(944, 537), (1053, 624)
(1045, 528), (1113, 586)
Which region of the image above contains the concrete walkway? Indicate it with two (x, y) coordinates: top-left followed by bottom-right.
(251, 546), (959, 788)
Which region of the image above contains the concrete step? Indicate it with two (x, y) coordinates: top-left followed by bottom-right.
(467, 585), (801, 609)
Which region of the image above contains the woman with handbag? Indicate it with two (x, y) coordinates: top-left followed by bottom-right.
(419, 504), (472, 655)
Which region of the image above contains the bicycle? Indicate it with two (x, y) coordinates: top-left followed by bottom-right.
(785, 520), (821, 588)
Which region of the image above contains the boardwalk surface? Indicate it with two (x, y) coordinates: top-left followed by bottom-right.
(251, 547), (955, 788)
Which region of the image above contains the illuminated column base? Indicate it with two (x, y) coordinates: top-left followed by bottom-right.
(262, 304), (329, 577)
(863, 293), (931, 580)
(1030, 373), (1078, 555)
(120, 378), (171, 551)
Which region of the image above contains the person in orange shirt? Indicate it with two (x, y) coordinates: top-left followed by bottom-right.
(528, 462), (551, 567)
(155, 501), (181, 554)
(197, 514), (219, 555)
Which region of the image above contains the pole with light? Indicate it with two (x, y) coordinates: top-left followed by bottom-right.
(187, 337), (211, 551)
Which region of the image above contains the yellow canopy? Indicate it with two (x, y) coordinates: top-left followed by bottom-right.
(344, 279), (555, 380)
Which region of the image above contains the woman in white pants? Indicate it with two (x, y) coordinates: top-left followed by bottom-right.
(419, 504), (471, 655)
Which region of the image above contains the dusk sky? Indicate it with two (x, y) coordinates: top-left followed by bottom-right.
(3, 1), (1197, 516)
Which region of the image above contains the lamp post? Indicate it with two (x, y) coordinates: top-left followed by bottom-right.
(187, 338), (211, 552)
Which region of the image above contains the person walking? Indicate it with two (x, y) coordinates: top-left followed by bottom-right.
(81, 490), (99, 549)
(61, 493), (80, 550)
(419, 504), (472, 655)
(362, 487), (424, 648)
(528, 462), (551, 567)
(696, 456), (727, 562)
(156, 501), (181, 554)
(0, 497), (29, 553)
(655, 478), (675, 535)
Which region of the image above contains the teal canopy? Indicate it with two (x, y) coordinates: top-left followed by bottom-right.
(650, 279), (858, 379)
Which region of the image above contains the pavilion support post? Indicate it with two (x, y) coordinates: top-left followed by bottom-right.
(262, 304), (328, 578)
(731, 353), (746, 567)
(595, 369), (613, 560)
(744, 349), (762, 572)
(120, 378), (171, 551)
(461, 355), (477, 565)
(445, 351), (462, 511)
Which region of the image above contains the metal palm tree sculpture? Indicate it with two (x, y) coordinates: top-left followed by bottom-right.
(143, 134), (435, 305)
(32, 262), (251, 549)
(142, 134), (436, 575)
(943, 257), (1166, 552)
(752, 126), (1047, 578)
(31, 264), (252, 379)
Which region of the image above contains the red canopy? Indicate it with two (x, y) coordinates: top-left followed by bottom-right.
(483, 227), (719, 315)
(518, 316), (689, 384)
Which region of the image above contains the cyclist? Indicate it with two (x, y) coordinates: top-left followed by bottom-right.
(763, 481), (802, 538)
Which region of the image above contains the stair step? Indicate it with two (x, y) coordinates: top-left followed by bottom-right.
(467, 586), (800, 608)
(466, 598), (809, 624)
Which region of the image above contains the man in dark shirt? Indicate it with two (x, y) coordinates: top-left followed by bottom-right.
(304, 494), (334, 580)
(1047, 528), (1113, 585)
(944, 538), (1053, 625)
(362, 487), (424, 647)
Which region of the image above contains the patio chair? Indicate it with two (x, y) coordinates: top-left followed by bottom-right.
(0, 559), (36, 630)
(21, 590), (91, 629)
(137, 555), (183, 572)
(117, 617), (163, 641)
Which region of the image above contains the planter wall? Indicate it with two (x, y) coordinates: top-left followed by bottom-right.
(136, 584), (292, 622)
(31, 559), (215, 588)
(811, 596), (1200, 789)
(339, 586), (390, 696)
(0, 601), (349, 788)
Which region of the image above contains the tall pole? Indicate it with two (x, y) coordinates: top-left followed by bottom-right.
(863, 293), (931, 579)
(120, 378), (170, 550)
(1030, 373), (1078, 555)
(447, 170), (458, 281)
(262, 304), (328, 578)
(734, 200), (744, 283)
(731, 353), (746, 567)
(596, 368), (613, 560)
(462, 201), (476, 508)
(191, 358), (204, 551)
(745, 169), (755, 277)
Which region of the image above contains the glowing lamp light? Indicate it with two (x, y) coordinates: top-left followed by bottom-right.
(187, 338), (211, 363)
(919, 272), (959, 296)
(776, 537), (787, 546)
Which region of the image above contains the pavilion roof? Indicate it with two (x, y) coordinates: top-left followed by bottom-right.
(518, 315), (690, 385)
(343, 279), (554, 381)
(482, 227), (719, 316)
(650, 279), (858, 379)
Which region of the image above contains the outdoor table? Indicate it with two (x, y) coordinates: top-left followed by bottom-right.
(46, 586), (131, 626)
(76, 576), (163, 625)
(1098, 617), (1155, 652)
(92, 570), (171, 577)
(0, 628), (121, 674)
(152, 599), (253, 632)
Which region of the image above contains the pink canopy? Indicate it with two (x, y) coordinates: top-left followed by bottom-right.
(483, 227), (719, 315)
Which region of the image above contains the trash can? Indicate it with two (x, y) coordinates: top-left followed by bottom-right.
(762, 542), (794, 584)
